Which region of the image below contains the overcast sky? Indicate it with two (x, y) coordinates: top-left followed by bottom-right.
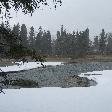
(9, 0), (112, 39)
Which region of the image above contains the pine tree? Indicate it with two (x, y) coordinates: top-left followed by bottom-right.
(76, 31), (84, 56)
(46, 30), (52, 55)
(29, 26), (35, 49)
(99, 29), (107, 54)
(69, 31), (77, 57)
(12, 23), (20, 44)
(61, 25), (64, 38)
(106, 33), (112, 53)
(76, 30), (89, 57)
(84, 28), (90, 53)
(41, 30), (47, 54)
(57, 31), (61, 39)
(20, 24), (28, 47)
(12, 23), (20, 37)
(0, 22), (7, 56)
(93, 36), (99, 52)
(55, 31), (61, 55)
(35, 26), (43, 54)
(56, 26), (68, 56)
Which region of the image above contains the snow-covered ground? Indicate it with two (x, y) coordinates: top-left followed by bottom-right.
(0, 70), (112, 112)
(0, 62), (63, 72)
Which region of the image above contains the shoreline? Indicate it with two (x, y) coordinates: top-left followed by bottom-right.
(1, 61), (112, 88)
(1, 54), (112, 67)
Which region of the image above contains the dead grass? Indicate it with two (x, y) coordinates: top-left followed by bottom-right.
(47, 54), (112, 63)
(0, 59), (16, 67)
(0, 54), (112, 67)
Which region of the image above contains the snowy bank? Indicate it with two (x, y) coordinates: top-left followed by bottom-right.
(0, 62), (63, 72)
(0, 70), (112, 112)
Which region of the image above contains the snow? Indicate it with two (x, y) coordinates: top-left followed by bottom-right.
(0, 70), (112, 112)
(0, 62), (63, 72)
(80, 70), (112, 86)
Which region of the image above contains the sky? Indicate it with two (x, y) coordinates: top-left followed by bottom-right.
(7, 0), (112, 39)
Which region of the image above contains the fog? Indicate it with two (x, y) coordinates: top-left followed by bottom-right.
(9, 0), (112, 39)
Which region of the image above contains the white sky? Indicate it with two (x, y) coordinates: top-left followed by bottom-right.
(7, 0), (112, 39)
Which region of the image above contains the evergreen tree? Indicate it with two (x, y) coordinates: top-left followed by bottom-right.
(99, 29), (107, 54)
(35, 29), (52, 56)
(55, 31), (61, 55)
(0, 22), (8, 56)
(29, 26), (35, 49)
(76, 31), (84, 56)
(41, 30), (47, 54)
(12, 23), (20, 37)
(106, 33), (112, 53)
(35, 26), (43, 54)
(93, 36), (99, 52)
(55, 26), (68, 56)
(45, 30), (52, 55)
(12, 23), (20, 44)
(61, 25), (64, 38)
(69, 31), (77, 57)
(57, 31), (61, 39)
(20, 24), (28, 47)
(84, 28), (90, 53)
(75, 29), (90, 57)
(55, 28), (90, 57)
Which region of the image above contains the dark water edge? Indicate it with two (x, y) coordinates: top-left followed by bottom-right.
(1, 62), (112, 88)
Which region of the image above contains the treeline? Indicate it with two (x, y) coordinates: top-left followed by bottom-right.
(11, 23), (52, 55)
(0, 23), (112, 59)
(54, 26), (112, 57)
(93, 29), (112, 54)
(54, 25), (89, 57)
(0, 23), (52, 58)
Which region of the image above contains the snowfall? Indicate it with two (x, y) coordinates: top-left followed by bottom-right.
(0, 62), (112, 112)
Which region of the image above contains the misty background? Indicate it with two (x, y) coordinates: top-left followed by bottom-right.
(7, 0), (112, 40)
